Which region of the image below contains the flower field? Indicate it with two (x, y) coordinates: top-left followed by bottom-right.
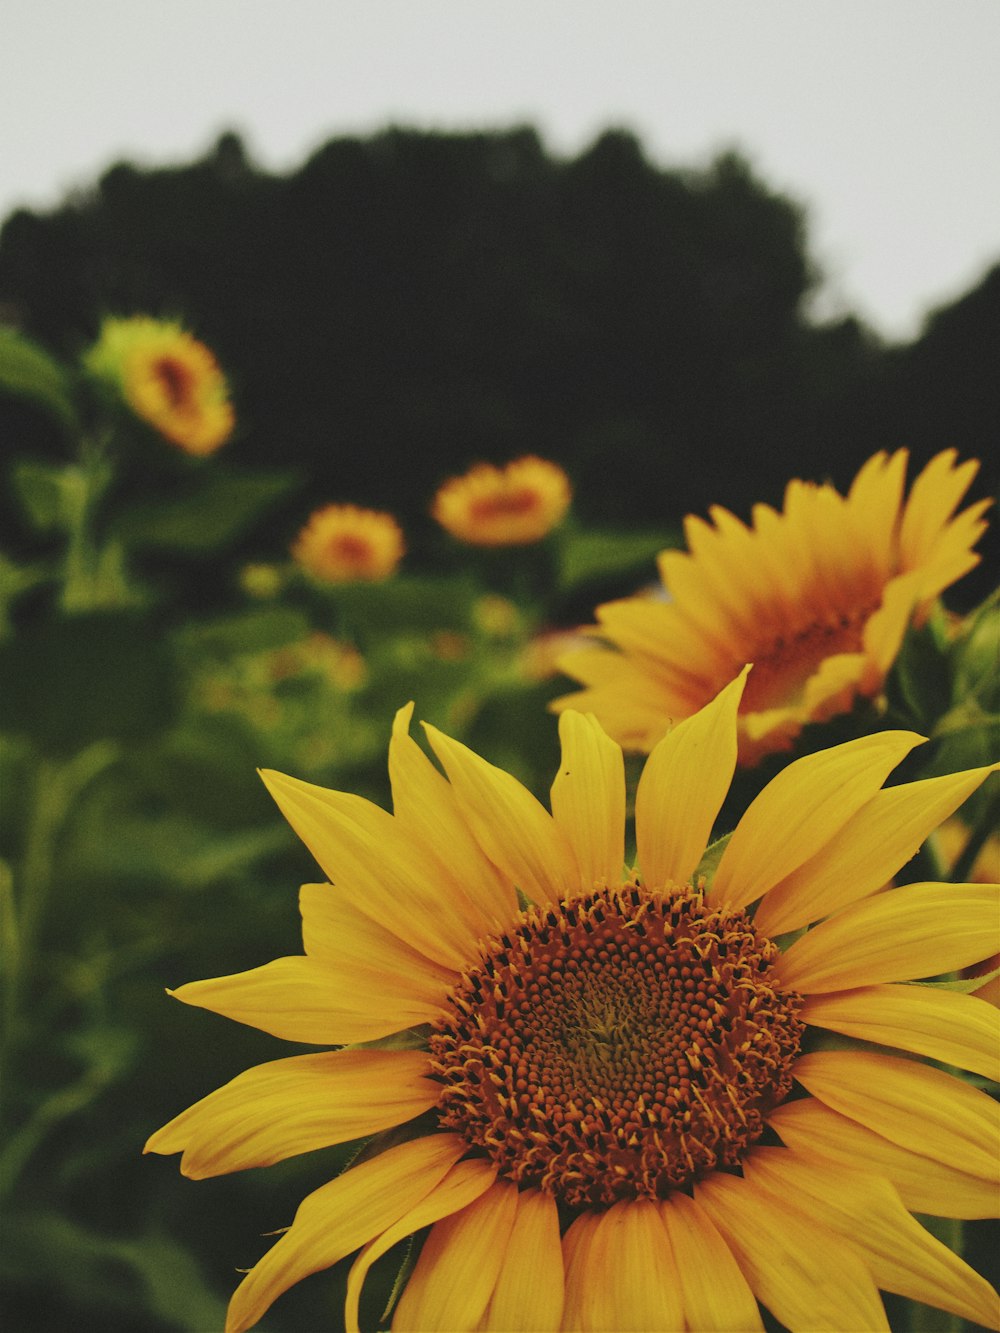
(0, 312), (997, 1332)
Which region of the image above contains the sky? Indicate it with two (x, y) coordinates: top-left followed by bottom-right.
(4, 0), (999, 341)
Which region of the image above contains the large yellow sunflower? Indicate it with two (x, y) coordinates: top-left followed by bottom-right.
(85, 315), (234, 455)
(146, 674), (999, 1333)
(552, 450), (991, 764)
(432, 455), (572, 546)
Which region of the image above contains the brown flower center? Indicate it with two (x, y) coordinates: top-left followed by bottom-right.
(153, 356), (197, 411)
(740, 605), (877, 713)
(430, 884), (803, 1208)
(470, 487), (539, 521)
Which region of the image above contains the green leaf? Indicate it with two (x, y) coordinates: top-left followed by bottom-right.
(177, 606), (311, 657)
(330, 573), (479, 633)
(0, 328), (78, 431)
(113, 465), (299, 552)
(0, 613), (176, 754)
(557, 526), (677, 592)
(10, 461), (78, 533)
(888, 618), (952, 727)
(0, 1214), (227, 1330)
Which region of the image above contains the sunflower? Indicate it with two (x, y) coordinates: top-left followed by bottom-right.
(552, 450), (991, 764)
(432, 455), (572, 546)
(84, 315), (234, 455)
(292, 504), (405, 583)
(146, 673), (999, 1332)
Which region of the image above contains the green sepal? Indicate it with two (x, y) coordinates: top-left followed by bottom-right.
(343, 1026), (430, 1053)
(899, 968), (1000, 995)
(693, 830), (732, 888)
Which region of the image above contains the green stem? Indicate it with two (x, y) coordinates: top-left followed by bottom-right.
(3, 742), (120, 1054)
(59, 435), (115, 613)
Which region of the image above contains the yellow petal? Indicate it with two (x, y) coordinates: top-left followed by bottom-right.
(551, 644), (690, 753)
(171, 955), (437, 1045)
(260, 768), (479, 968)
(635, 669), (748, 889)
(576, 1199), (684, 1332)
(695, 1170), (889, 1331)
(769, 1098), (1000, 1219)
(225, 1133), (466, 1333)
(389, 703), (517, 926)
(300, 882), (455, 1006)
(422, 723), (578, 906)
(560, 1211), (603, 1333)
(708, 730), (923, 910)
(480, 1188), (565, 1332)
(744, 1148), (1000, 1330)
(344, 1158), (498, 1333)
(145, 1049), (437, 1178)
(847, 449), (908, 580)
(755, 764), (1000, 936)
(392, 1179), (518, 1332)
(659, 1192), (763, 1332)
(792, 1049), (1000, 1180)
(802, 983), (1000, 1081)
(899, 450), (979, 570)
(550, 711), (625, 890)
(861, 569), (923, 674)
(775, 882), (1000, 992)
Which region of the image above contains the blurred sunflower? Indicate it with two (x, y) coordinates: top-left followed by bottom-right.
(147, 673), (999, 1332)
(553, 450), (991, 764)
(85, 315), (234, 455)
(292, 503), (405, 583)
(432, 455), (571, 546)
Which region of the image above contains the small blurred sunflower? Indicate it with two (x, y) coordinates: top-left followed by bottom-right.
(292, 504), (405, 583)
(432, 455), (571, 546)
(85, 315), (234, 455)
(553, 450), (991, 764)
(147, 675), (999, 1332)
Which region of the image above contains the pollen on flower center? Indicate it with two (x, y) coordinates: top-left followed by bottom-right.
(430, 884), (804, 1208)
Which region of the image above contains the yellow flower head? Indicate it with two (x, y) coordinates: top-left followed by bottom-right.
(85, 316), (234, 455)
(291, 503), (405, 583)
(553, 450), (991, 764)
(432, 455), (571, 546)
(147, 677), (999, 1333)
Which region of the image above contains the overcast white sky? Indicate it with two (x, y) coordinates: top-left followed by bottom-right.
(4, 0), (999, 340)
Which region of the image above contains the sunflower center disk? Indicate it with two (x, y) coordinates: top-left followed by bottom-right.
(430, 884), (804, 1208)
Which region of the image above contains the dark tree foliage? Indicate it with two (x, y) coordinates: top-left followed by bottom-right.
(0, 127), (996, 588)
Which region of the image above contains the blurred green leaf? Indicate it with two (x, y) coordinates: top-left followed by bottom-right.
(330, 573), (479, 633)
(952, 592), (1000, 711)
(11, 460), (69, 531)
(1, 1213), (227, 1331)
(0, 328), (78, 431)
(177, 606), (311, 657)
(113, 466), (299, 552)
(0, 550), (53, 633)
(0, 613), (176, 754)
(888, 614), (952, 728)
(557, 525), (677, 592)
